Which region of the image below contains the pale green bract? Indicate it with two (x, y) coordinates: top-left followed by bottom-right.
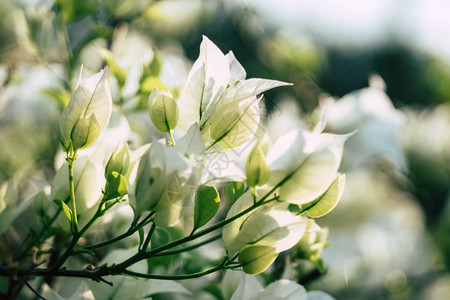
(246, 142), (271, 187)
(59, 67), (112, 151)
(266, 130), (351, 204)
(178, 36), (230, 132)
(226, 203), (308, 257)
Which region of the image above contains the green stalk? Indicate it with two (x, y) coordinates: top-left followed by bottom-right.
(52, 194), (123, 271)
(67, 149), (78, 234)
(168, 130), (175, 146)
(82, 212), (153, 251)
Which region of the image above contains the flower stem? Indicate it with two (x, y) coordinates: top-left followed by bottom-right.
(67, 149), (78, 234)
(168, 130), (175, 146)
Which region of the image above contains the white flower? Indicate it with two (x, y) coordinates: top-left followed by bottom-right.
(59, 67), (112, 151)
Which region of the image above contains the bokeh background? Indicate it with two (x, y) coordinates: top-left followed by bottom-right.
(1, 0), (449, 299)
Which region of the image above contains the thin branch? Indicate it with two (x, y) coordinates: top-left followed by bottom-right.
(154, 234), (222, 257)
(0, 265), (112, 284)
(121, 257), (228, 280)
(25, 281), (45, 300)
(82, 212), (154, 251)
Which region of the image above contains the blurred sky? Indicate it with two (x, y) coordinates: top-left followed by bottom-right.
(239, 0), (450, 60)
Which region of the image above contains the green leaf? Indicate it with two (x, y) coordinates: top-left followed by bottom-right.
(143, 50), (163, 78)
(94, 45), (128, 87)
(193, 185), (220, 232)
(33, 191), (50, 217)
(224, 181), (247, 204)
(72, 248), (96, 257)
(42, 87), (70, 110)
(104, 172), (128, 200)
(310, 255), (325, 273)
(53, 199), (72, 223)
(140, 76), (168, 94)
(306, 174), (346, 218)
(238, 245), (278, 275)
(222, 191), (255, 247)
(288, 203), (301, 215)
(203, 284), (224, 300)
(151, 227), (182, 250)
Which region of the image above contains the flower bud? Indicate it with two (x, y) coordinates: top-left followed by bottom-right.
(148, 87), (179, 134)
(246, 145), (270, 187)
(105, 143), (130, 179)
(295, 219), (329, 258)
(70, 113), (101, 150)
(60, 67), (112, 151)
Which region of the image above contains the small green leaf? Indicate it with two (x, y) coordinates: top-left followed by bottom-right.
(288, 203), (301, 215)
(151, 227), (182, 249)
(238, 245), (278, 275)
(306, 174), (345, 218)
(310, 255), (325, 273)
(141, 76), (168, 93)
(224, 181), (247, 204)
(53, 199), (72, 223)
(71, 248), (96, 257)
(193, 185), (220, 232)
(203, 284), (225, 300)
(94, 45), (128, 87)
(104, 172), (128, 200)
(42, 87), (70, 110)
(33, 192), (50, 217)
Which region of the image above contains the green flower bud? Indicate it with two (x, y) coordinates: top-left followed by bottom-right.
(246, 145), (270, 187)
(60, 67), (112, 152)
(295, 219), (329, 258)
(105, 143), (130, 179)
(70, 113), (101, 150)
(148, 87), (179, 134)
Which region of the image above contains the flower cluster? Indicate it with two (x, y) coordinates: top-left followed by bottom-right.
(55, 36), (350, 283)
